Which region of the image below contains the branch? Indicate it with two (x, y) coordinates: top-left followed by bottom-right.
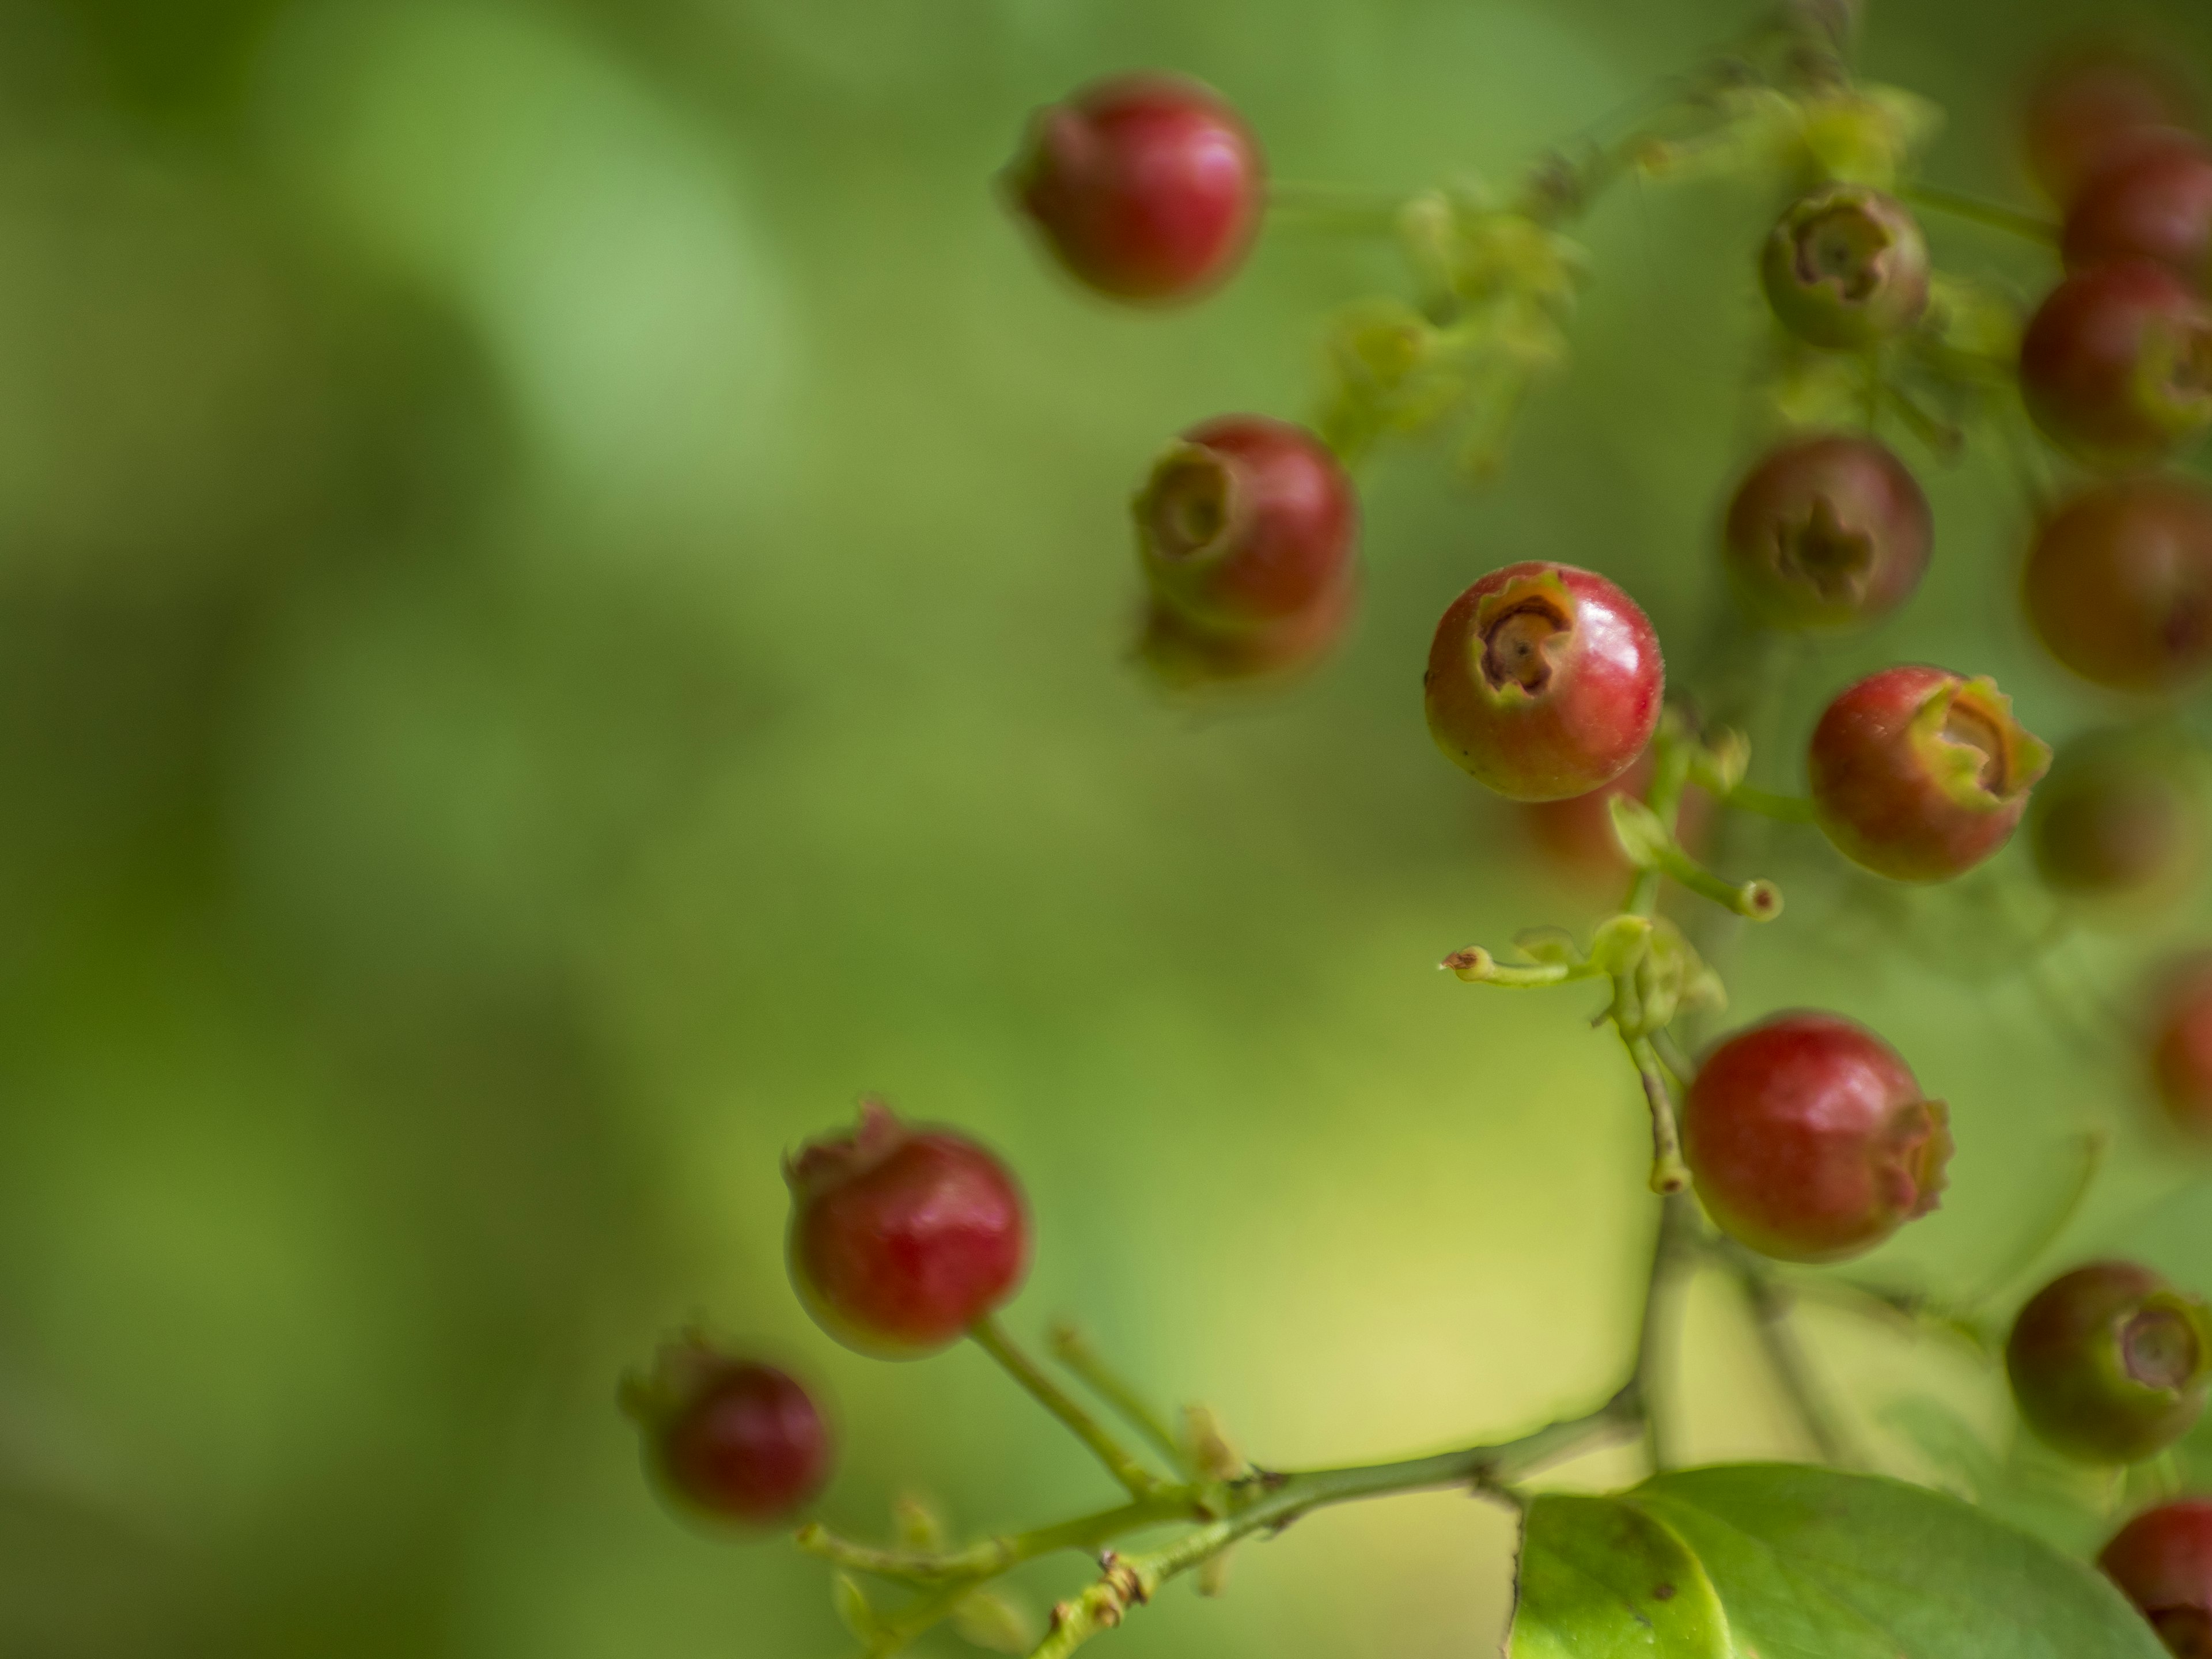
(971, 1317), (1167, 1499)
(1050, 1324), (1195, 1476)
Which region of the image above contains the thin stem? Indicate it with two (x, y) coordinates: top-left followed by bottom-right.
(1640, 831), (1785, 922)
(1724, 784), (1816, 823)
(1724, 1249), (1862, 1468)
(1623, 717), (1695, 916)
(971, 1317), (1166, 1499)
(1633, 1191), (1696, 1472)
(1049, 1324), (1194, 1476)
(1898, 180), (2059, 245)
(1627, 1035), (1691, 1195)
(797, 1492), (1194, 1585)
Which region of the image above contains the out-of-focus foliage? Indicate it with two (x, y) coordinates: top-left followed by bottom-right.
(2, 1), (2211, 1656)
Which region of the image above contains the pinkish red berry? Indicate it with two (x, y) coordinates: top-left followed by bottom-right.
(2024, 478), (2212, 694)
(622, 1338), (832, 1525)
(1722, 433), (1932, 630)
(2065, 131), (2212, 285)
(2024, 41), (2199, 205)
(1423, 562), (1664, 802)
(1760, 184), (1930, 350)
(2020, 260), (2212, 469)
(1007, 74), (1262, 304)
(2103, 1499), (2212, 1658)
(786, 1100), (1029, 1357)
(1136, 415), (1357, 641)
(2153, 956), (2212, 1142)
(1682, 1012), (1950, 1264)
(2007, 1262), (2212, 1464)
(1808, 665), (2051, 882)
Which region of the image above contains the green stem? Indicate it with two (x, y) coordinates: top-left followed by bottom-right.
(1633, 1192), (1697, 1472)
(1624, 718), (1695, 917)
(1626, 1035), (1691, 1196)
(1049, 1324), (1194, 1476)
(1643, 832), (1785, 922)
(1725, 784), (1816, 823)
(1720, 1245), (1862, 1468)
(971, 1316), (1166, 1499)
(1898, 180), (2059, 245)
(797, 1492), (1195, 1586)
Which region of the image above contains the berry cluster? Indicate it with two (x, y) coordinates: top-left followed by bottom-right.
(623, 15), (2212, 1659)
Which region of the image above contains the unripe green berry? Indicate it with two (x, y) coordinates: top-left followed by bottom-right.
(1760, 184), (1930, 350)
(2006, 1262), (2212, 1464)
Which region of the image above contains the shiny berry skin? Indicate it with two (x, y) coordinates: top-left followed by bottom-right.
(2153, 956), (2212, 1142)
(1808, 665), (2051, 883)
(1682, 1012), (1950, 1265)
(1722, 434), (1931, 630)
(1424, 563), (1664, 802)
(786, 1100), (1029, 1357)
(2065, 131), (2212, 285)
(1136, 415), (1357, 640)
(2025, 43), (2199, 205)
(2006, 1262), (2212, 1464)
(621, 1339), (832, 1525)
(2031, 731), (2207, 906)
(1760, 184), (1930, 351)
(2102, 1500), (2212, 1658)
(2020, 260), (2212, 470)
(2024, 478), (2212, 693)
(1006, 74), (1262, 304)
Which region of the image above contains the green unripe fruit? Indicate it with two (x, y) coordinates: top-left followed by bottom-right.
(1761, 184), (1930, 350)
(2006, 1262), (2212, 1464)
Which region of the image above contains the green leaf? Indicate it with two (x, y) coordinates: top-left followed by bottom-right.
(1511, 1492), (1729, 1658)
(1511, 1463), (2166, 1658)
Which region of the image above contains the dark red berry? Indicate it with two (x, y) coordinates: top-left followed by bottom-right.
(1521, 744), (1711, 889)
(2103, 1499), (2212, 1658)
(2065, 131), (2212, 285)
(2025, 41), (2199, 206)
(2153, 956), (2212, 1142)
(1007, 74), (1262, 304)
(1808, 665), (2051, 882)
(622, 1338), (832, 1525)
(2006, 1262), (2212, 1464)
(1722, 434), (1931, 630)
(2024, 478), (2212, 693)
(2031, 730), (2207, 904)
(1682, 1012), (1950, 1264)
(1760, 184), (1930, 350)
(786, 1100), (1029, 1357)
(1423, 563), (1664, 802)
(1136, 415), (1357, 639)
(2020, 260), (2212, 469)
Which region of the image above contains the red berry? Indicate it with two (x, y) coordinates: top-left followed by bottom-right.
(1682, 1012), (1950, 1264)
(786, 1100), (1030, 1357)
(1423, 562), (1664, 802)
(2065, 131), (2212, 285)
(2006, 1262), (2212, 1464)
(2020, 260), (2212, 469)
(1722, 434), (1931, 630)
(2031, 730), (2207, 904)
(2153, 956), (2212, 1142)
(2102, 1499), (2212, 1658)
(1760, 185), (1930, 351)
(2024, 478), (2212, 693)
(1808, 665), (2051, 882)
(1136, 415), (1357, 639)
(1521, 744), (1712, 889)
(2024, 41), (2200, 205)
(1007, 74), (1262, 304)
(622, 1338), (832, 1525)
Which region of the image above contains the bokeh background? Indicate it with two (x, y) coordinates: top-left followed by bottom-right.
(4, 0), (2212, 1653)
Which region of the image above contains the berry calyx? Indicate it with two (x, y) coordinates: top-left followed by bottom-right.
(1135, 415), (1357, 641)
(621, 1339), (832, 1525)
(2064, 131), (2212, 286)
(2153, 956), (2212, 1142)
(2030, 730), (2207, 906)
(1722, 433), (1931, 630)
(1808, 665), (2051, 882)
(786, 1100), (1031, 1357)
(2101, 1499), (2212, 1658)
(1682, 1012), (1950, 1264)
(2024, 478), (2212, 694)
(1759, 184), (1930, 350)
(2006, 1262), (2212, 1464)
(1006, 74), (1262, 304)
(2020, 260), (2212, 469)
(2024, 41), (2199, 205)
(1423, 563), (1664, 802)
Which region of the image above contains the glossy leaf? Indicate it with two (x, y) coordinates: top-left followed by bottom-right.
(1510, 1493), (1729, 1658)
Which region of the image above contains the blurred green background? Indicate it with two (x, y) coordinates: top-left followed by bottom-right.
(5, 0), (2212, 1654)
